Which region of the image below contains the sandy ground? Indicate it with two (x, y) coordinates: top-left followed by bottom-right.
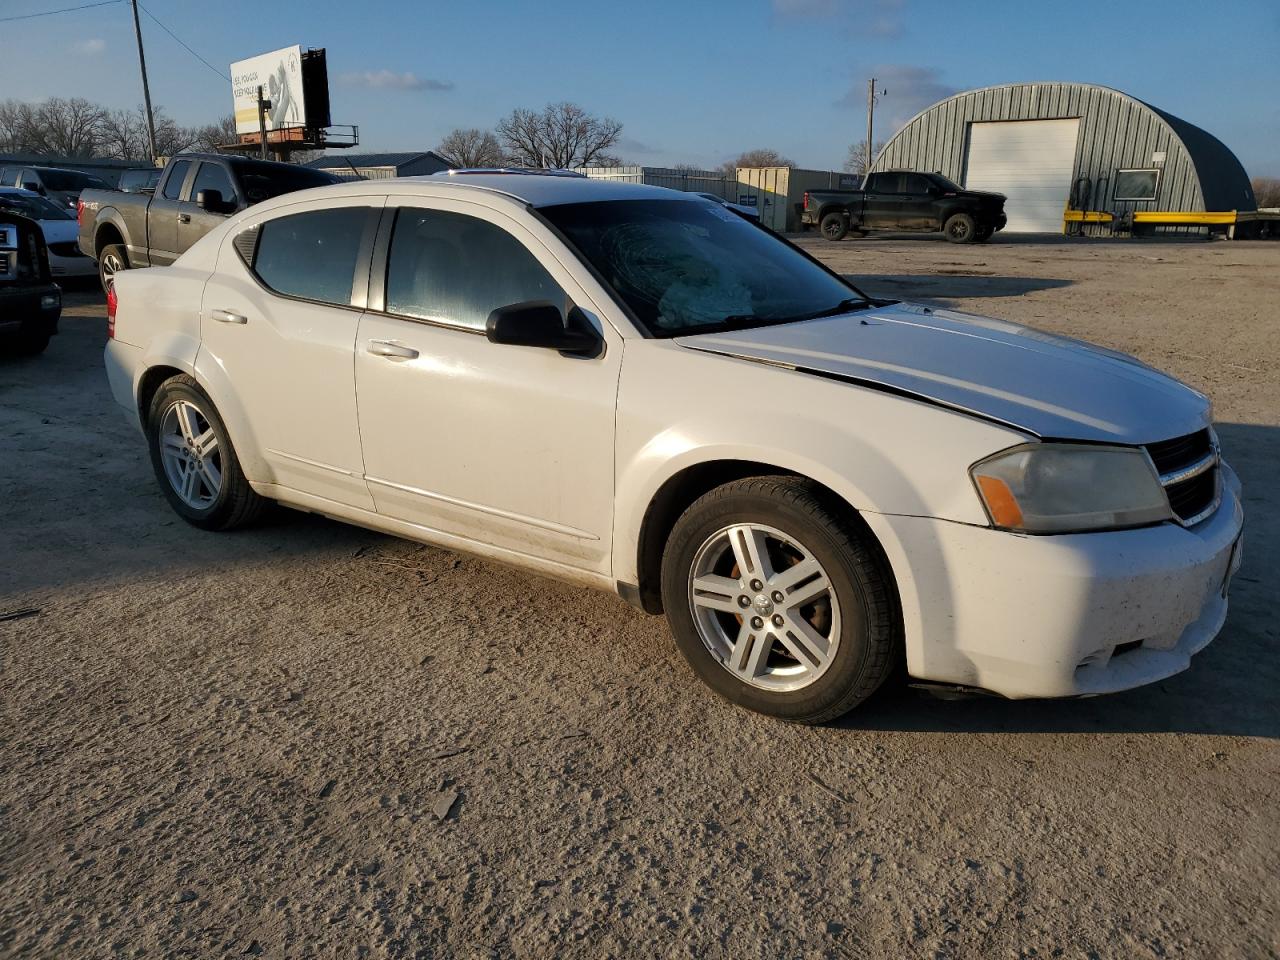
(2, 237), (1278, 959)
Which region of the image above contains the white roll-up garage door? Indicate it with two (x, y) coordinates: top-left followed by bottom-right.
(964, 119), (1080, 233)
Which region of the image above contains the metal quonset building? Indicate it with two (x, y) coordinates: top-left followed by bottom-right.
(872, 82), (1256, 234)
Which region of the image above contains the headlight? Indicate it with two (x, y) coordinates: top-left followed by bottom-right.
(971, 443), (1172, 533)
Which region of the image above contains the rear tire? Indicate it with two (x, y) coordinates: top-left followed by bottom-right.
(660, 476), (899, 724)
(820, 212), (849, 242)
(146, 374), (266, 531)
(943, 213), (977, 243)
(98, 243), (127, 295)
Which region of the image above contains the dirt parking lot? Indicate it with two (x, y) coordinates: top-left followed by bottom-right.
(2, 236), (1278, 959)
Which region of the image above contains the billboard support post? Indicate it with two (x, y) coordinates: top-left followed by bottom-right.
(256, 86), (271, 161)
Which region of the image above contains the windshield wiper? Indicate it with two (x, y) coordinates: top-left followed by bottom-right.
(790, 297), (874, 322)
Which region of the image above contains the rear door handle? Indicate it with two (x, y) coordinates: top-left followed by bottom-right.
(367, 340), (419, 360)
(178, 213), (191, 223)
(211, 308), (247, 324)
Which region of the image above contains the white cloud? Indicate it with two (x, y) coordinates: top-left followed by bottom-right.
(836, 64), (958, 133)
(73, 38), (105, 55)
(337, 70), (453, 92)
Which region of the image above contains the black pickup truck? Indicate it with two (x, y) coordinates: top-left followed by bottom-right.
(802, 171), (1006, 243)
(77, 153), (339, 293)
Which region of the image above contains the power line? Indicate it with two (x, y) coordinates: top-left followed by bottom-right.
(0, 0), (122, 23)
(137, 2), (230, 81)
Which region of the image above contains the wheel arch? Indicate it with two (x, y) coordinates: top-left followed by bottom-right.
(94, 215), (126, 257)
(631, 458), (900, 619)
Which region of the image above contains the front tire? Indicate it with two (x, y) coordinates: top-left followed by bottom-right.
(146, 375), (266, 530)
(660, 476), (899, 723)
(98, 243), (128, 295)
(819, 212), (849, 241)
(943, 213), (977, 243)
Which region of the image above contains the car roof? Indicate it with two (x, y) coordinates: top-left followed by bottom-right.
(391, 172), (701, 207)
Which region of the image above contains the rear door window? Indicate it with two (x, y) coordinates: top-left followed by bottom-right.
(251, 207), (372, 306)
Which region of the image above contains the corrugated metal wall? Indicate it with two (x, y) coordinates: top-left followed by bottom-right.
(873, 83), (1211, 230)
(582, 166), (736, 199)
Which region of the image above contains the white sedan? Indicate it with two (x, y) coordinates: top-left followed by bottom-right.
(0, 187), (96, 279)
(102, 174), (1243, 722)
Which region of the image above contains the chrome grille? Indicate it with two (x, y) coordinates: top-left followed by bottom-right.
(1145, 428), (1220, 526)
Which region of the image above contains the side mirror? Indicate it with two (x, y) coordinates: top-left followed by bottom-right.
(196, 189), (227, 213)
(485, 301), (602, 357)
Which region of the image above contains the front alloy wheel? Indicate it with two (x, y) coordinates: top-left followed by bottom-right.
(689, 523), (841, 691)
(661, 476), (899, 723)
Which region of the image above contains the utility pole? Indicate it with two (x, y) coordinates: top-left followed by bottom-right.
(129, 0), (158, 163)
(865, 78), (877, 178)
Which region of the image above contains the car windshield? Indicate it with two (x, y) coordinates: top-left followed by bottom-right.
(37, 170), (100, 190)
(0, 192), (73, 220)
(540, 199), (867, 337)
(232, 162), (339, 203)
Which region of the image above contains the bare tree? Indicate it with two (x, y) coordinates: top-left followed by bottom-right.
(1252, 176), (1280, 209)
(0, 97), (105, 157)
(719, 148), (794, 176)
(844, 140), (885, 175)
(497, 102), (622, 169)
(436, 128), (505, 168)
(186, 115), (238, 153)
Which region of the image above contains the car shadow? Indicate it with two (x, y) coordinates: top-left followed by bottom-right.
(848, 273), (1074, 301)
(837, 421), (1278, 738)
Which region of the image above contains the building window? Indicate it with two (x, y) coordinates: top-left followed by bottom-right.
(1114, 169), (1159, 201)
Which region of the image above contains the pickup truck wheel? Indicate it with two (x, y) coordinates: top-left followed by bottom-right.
(146, 375), (266, 531)
(661, 476), (898, 724)
(99, 244), (128, 295)
(943, 213), (976, 244)
(819, 212), (849, 241)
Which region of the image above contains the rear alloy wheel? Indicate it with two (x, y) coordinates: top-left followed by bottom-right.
(147, 375), (266, 530)
(661, 476), (899, 723)
(820, 212), (849, 241)
(943, 213), (977, 244)
(99, 243), (127, 295)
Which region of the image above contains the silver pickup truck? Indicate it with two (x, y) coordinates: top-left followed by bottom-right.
(77, 153), (338, 293)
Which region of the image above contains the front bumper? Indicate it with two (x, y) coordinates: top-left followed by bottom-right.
(0, 284), (61, 337)
(870, 461), (1243, 698)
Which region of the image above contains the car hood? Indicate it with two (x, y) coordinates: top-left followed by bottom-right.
(674, 301), (1209, 444)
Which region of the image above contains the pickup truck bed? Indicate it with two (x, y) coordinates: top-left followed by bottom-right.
(78, 153), (338, 292)
(803, 170), (1006, 243)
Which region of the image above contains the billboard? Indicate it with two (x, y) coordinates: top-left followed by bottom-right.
(231, 45), (307, 135)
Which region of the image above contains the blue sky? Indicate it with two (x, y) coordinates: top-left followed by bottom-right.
(3, 0), (1277, 175)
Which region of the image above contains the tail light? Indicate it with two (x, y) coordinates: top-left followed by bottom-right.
(76, 199), (84, 227)
(106, 284), (117, 339)
(803, 191), (810, 209)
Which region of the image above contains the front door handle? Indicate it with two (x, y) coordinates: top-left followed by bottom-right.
(367, 340), (419, 361)
(178, 213), (191, 223)
(211, 308), (247, 324)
